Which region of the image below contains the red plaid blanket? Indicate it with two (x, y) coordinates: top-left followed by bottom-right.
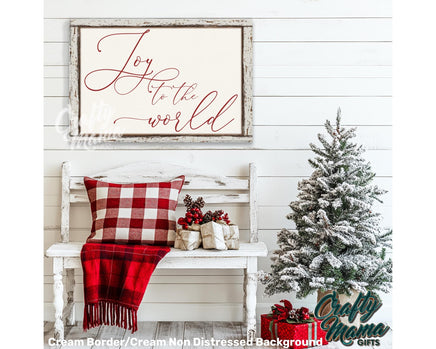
(81, 243), (170, 333)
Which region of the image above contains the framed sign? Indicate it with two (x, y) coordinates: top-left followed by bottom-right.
(69, 19), (253, 142)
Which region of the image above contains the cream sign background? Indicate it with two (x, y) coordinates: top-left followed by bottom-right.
(81, 27), (241, 135)
(70, 19), (253, 142)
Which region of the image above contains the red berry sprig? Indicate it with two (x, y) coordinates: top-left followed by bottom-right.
(215, 212), (230, 224)
(178, 207), (204, 229)
(178, 195), (232, 229)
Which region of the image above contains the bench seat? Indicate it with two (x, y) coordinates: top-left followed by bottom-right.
(46, 241), (268, 258)
(47, 242), (267, 270)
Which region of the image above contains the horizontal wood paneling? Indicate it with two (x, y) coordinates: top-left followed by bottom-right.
(255, 77), (391, 96)
(44, 0), (391, 18)
(44, 97), (67, 125)
(253, 18), (391, 42)
(44, 42), (391, 66)
(253, 66), (392, 78)
(43, 150), (392, 177)
(43, 125), (392, 150)
(44, 18), (392, 43)
(255, 42), (391, 66)
(44, 303), (245, 322)
(253, 97), (391, 125)
(45, 96), (392, 126)
(44, 283), (243, 303)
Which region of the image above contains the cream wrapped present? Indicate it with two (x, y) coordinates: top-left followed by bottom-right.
(223, 223), (240, 250)
(174, 229), (202, 251)
(200, 221), (227, 250)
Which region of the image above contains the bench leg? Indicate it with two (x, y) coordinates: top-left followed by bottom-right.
(66, 268), (76, 326)
(243, 269), (247, 322)
(245, 257), (257, 341)
(53, 258), (64, 341)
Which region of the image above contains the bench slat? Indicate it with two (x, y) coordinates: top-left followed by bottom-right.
(69, 193), (250, 204)
(46, 241), (268, 258)
(70, 176), (249, 191)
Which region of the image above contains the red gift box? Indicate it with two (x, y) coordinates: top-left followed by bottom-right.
(261, 314), (328, 349)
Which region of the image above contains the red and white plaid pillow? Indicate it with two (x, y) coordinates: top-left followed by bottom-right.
(84, 176), (185, 246)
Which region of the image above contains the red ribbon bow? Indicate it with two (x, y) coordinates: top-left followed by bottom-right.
(271, 300), (310, 322)
(272, 299), (293, 321)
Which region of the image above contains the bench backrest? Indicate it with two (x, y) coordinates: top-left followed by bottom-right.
(60, 161), (258, 244)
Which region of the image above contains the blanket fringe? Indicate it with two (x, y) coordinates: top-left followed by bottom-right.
(83, 301), (138, 333)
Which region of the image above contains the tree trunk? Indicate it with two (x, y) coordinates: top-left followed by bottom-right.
(317, 290), (360, 326)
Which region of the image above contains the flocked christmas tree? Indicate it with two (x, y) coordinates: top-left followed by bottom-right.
(261, 110), (392, 298)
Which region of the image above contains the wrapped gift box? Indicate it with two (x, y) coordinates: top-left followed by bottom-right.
(200, 221), (227, 250)
(223, 224), (240, 250)
(174, 229), (202, 251)
(261, 314), (328, 349)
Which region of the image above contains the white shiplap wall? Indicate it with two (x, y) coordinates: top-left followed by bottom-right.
(44, 0), (392, 323)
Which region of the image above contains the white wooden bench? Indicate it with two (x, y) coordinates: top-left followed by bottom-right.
(46, 161), (268, 341)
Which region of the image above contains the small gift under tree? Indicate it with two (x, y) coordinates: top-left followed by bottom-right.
(260, 300), (328, 349)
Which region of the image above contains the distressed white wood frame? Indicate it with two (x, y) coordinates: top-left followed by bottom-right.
(69, 19), (253, 143)
(46, 161), (267, 341)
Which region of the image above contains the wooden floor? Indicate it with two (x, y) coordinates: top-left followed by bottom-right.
(44, 321), (392, 349)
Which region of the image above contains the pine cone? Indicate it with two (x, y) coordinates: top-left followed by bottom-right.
(212, 210), (224, 219)
(183, 194), (194, 210)
(192, 197), (205, 209)
(202, 210), (213, 223)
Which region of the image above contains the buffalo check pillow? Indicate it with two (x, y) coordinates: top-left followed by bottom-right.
(84, 176), (185, 246)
